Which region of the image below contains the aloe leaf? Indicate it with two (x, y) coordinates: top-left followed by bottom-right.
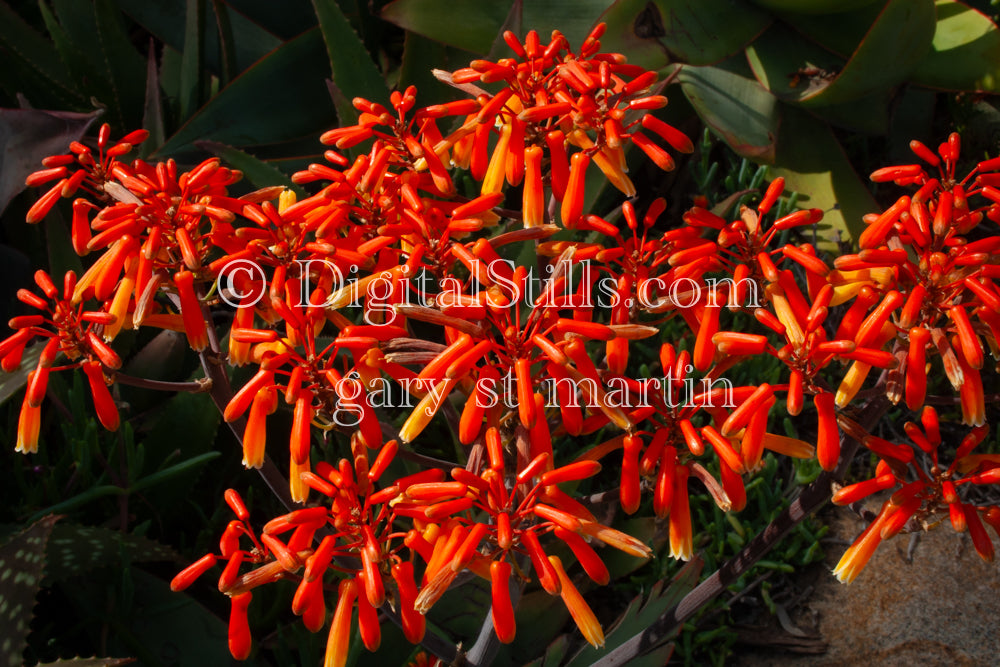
(0, 515), (59, 667)
(0, 1), (83, 108)
(179, 0), (205, 121)
(563, 558), (703, 667)
(679, 63), (780, 163)
(809, 89), (891, 134)
(220, 0), (317, 40)
(744, 23), (846, 103)
(155, 28), (335, 156)
(0, 107), (100, 216)
(775, 0), (935, 108)
(312, 0), (390, 116)
(196, 140), (303, 193)
(748, 0), (881, 12)
(911, 0), (1000, 92)
(769, 107), (878, 250)
(381, 0), (513, 54)
(118, 0), (281, 75)
(93, 0), (147, 129)
(44, 523), (177, 585)
(601, 0), (771, 69)
(37, 659), (135, 666)
(142, 39), (166, 153)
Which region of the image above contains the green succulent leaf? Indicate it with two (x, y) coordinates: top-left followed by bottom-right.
(196, 140), (303, 193)
(0, 107), (100, 216)
(43, 523), (177, 585)
(118, 0), (281, 76)
(155, 28), (335, 156)
(0, 1), (84, 108)
(600, 0), (771, 70)
(0, 515), (59, 667)
(381, 0), (512, 54)
(37, 659), (135, 666)
(312, 0), (390, 116)
(382, 0), (614, 56)
(911, 0), (1000, 92)
(769, 106), (878, 249)
(748, 0), (881, 13)
(748, 0), (935, 107)
(679, 63), (780, 163)
(93, 0), (147, 129)
(563, 558), (703, 667)
(744, 23), (845, 103)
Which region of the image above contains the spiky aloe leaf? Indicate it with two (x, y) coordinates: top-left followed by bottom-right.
(0, 515), (60, 667)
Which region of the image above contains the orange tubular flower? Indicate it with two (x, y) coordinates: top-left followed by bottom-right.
(833, 502), (891, 583)
(549, 555), (605, 648)
(325, 579), (357, 667)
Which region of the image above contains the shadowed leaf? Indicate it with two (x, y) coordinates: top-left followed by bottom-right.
(312, 0), (390, 114)
(679, 63), (780, 163)
(0, 515), (60, 667)
(564, 558), (702, 667)
(911, 0), (1000, 92)
(769, 107), (877, 249)
(600, 0), (771, 69)
(155, 28), (335, 156)
(44, 523), (177, 585)
(0, 108), (100, 215)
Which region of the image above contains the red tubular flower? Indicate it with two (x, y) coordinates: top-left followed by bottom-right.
(490, 560), (516, 643)
(229, 592), (254, 660)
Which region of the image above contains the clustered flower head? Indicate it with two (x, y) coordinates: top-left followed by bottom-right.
(9, 21), (1000, 665)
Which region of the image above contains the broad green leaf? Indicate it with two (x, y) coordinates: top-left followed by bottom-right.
(809, 89), (891, 134)
(38, 659), (135, 666)
(142, 39), (166, 153)
(196, 140), (304, 193)
(0, 1), (83, 108)
(128, 451), (221, 493)
(398, 33), (466, 107)
(38, 1), (112, 107)
(911, 0), (1000, 92)
(795, 0), (935, 107)
(563, 558), (702, 667)
(601, 0), (771, 69)
(210, 0), (238, 85)
(748, 0), (881, 12)
(107, 569), (230, 664)
(520, 0), (617, 50)
(381, 0), (513, 54)
(0, 515), (59, 667)
(44, 523), (177, 584)
(511, 590), (570, 663)
(679, 63), (780, 163)
(118, 0), (281, 75)
(744, 23), (845, 104)
(312, 0), (390, 114)
(774, 1), (885, 57)
(156, 28), (335, 156)
(93, 0), (148, 130)
(0, 107), (100, 215)
(223, 0), (318, 40)
(769, 107), (877, 249)
(179, 0), (206, 120)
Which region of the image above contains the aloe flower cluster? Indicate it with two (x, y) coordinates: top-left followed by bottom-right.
(7, 24), (1000, 665)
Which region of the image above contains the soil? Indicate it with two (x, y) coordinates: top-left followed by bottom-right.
(733, 509), (1000, 666)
